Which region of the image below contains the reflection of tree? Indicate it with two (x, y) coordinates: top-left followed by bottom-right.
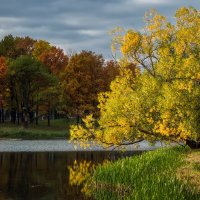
(68, 159), (111, 197)
(68, 160), (95, 196)
(0, 151), (122, 199)
(0, 152), (84, 199)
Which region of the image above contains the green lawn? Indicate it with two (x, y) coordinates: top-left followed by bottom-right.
(89, 147), (200, 200)
(0, 118), (76, 139)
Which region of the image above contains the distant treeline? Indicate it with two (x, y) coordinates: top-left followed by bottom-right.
(0, 35), (124, 128)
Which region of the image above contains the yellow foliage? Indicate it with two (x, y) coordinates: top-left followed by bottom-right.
(68, 160), (95, 196)
(121, 31), (141, 55)
(70, 7), (200, 148)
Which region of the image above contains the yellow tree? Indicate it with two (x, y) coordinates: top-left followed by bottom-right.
(32, 40), (52, 58)
(70, 7), (200, 148)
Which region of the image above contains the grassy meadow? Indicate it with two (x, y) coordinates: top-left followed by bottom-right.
(0, 118), (75, 139)
(89, 147), (200, 200)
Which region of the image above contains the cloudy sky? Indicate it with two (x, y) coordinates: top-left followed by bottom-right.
(0, 0), (199, 59)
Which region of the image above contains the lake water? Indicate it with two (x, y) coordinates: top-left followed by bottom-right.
(0, 151), (141, 200)
(0, 140), (165, 200)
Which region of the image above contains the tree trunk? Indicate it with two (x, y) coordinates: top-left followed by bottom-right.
(36, 103), (39, 125)
(23, 108), (28, 129)
(1, 107), (5, 123)
(21, 110), (24, 123)
(15, 91), (20, 125)
(76, 114), (80, 125)
(17, 111), (20, 125)
(186, 139), (200, 149)
(29, 111), (34, 123)
(11, 108), (16, 124)
(2, 107), (4, 123)
(47, 100), (51, 127)
(10, 79), (16, 124)
(0, 108), (2, 123)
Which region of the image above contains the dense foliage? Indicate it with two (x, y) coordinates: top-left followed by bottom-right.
(70, 7), (200, 147)
(0, 36), (119, 128)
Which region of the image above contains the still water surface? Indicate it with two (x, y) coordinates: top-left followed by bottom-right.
(0, 151), (139, 200)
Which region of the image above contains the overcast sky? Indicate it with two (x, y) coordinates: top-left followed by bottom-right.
(0, 0), (199, 59)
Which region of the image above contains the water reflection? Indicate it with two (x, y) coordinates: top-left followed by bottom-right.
(68, 160), (95, 197)
(0, 151), (139, 200)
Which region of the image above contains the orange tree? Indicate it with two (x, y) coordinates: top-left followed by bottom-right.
(33, 42), (69, 125)
(0, 56), (8, 122)
(62, 51), (109, 123)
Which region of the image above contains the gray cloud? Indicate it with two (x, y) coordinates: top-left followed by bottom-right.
(0, 0), (199, 59)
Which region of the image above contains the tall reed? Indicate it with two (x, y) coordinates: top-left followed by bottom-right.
(91, 147), (199, 200)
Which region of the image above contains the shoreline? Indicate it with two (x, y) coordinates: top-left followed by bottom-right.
(0, 140), (166, 152)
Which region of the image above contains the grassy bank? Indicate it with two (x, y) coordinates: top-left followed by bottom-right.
(0, 119), (75, 139)
(90, 147), (200, 200)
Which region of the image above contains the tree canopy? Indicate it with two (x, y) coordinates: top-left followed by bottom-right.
(70, 7), (200, 148)
(0, 36), (119, 127)
(62, 51), (118, 119)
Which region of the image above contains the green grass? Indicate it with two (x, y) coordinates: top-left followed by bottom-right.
(0, 118), (76, 139)
(90, 147), (200, 200)
(193, 162), (200, 171)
